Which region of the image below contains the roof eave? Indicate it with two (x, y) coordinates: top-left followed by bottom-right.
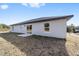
(10, 15), (74, 26)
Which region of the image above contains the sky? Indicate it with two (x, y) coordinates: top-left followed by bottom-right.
(0, 3), (79, 26)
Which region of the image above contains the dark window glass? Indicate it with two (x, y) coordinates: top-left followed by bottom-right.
(44, 28), (49, 31)
(44, 23), (49, 27)
(27, 25), (32, 32)
(44, 23), (50, 32)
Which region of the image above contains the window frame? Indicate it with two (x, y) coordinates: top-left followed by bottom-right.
(27, 25), (32, 34)
(44, 23), (50, 32)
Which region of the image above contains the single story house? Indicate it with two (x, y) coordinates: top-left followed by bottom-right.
(75, 26), (79, 32)
(10, 15), (73, 39)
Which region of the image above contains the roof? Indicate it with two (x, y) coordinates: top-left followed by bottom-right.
(10, 15), (74, 26)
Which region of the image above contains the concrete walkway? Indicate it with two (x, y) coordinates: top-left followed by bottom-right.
(18, 33), (32, 37)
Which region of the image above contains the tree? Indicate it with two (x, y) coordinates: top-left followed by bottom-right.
(67, 24), (75, 33)
(0, 24), (10, 29)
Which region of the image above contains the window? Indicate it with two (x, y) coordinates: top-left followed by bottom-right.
(27, 25), (32, 34)
(12, 26), (14, 31)
(44, 23), (50, 32)
(27, 25), (32, 31)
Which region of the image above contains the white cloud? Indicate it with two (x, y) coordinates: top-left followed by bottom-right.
(0, 4), (8, 10)
(21, 3), (28, 7)
(28, 3), (45, 8)
(22, 3), (45, 8)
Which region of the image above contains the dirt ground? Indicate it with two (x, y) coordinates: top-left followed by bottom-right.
(0, 32), (79, 56)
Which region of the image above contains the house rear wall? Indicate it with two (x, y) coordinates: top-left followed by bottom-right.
(32, 19), (67, 39)
(10, 19), (67, 39)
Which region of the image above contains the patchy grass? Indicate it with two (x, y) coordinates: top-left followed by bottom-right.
(0, 33), (79, 56)
(66, 33), (79, 56)
(0, 28), (10, 33)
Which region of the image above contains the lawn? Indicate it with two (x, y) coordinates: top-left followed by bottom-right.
(0, 32), (79, 56)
